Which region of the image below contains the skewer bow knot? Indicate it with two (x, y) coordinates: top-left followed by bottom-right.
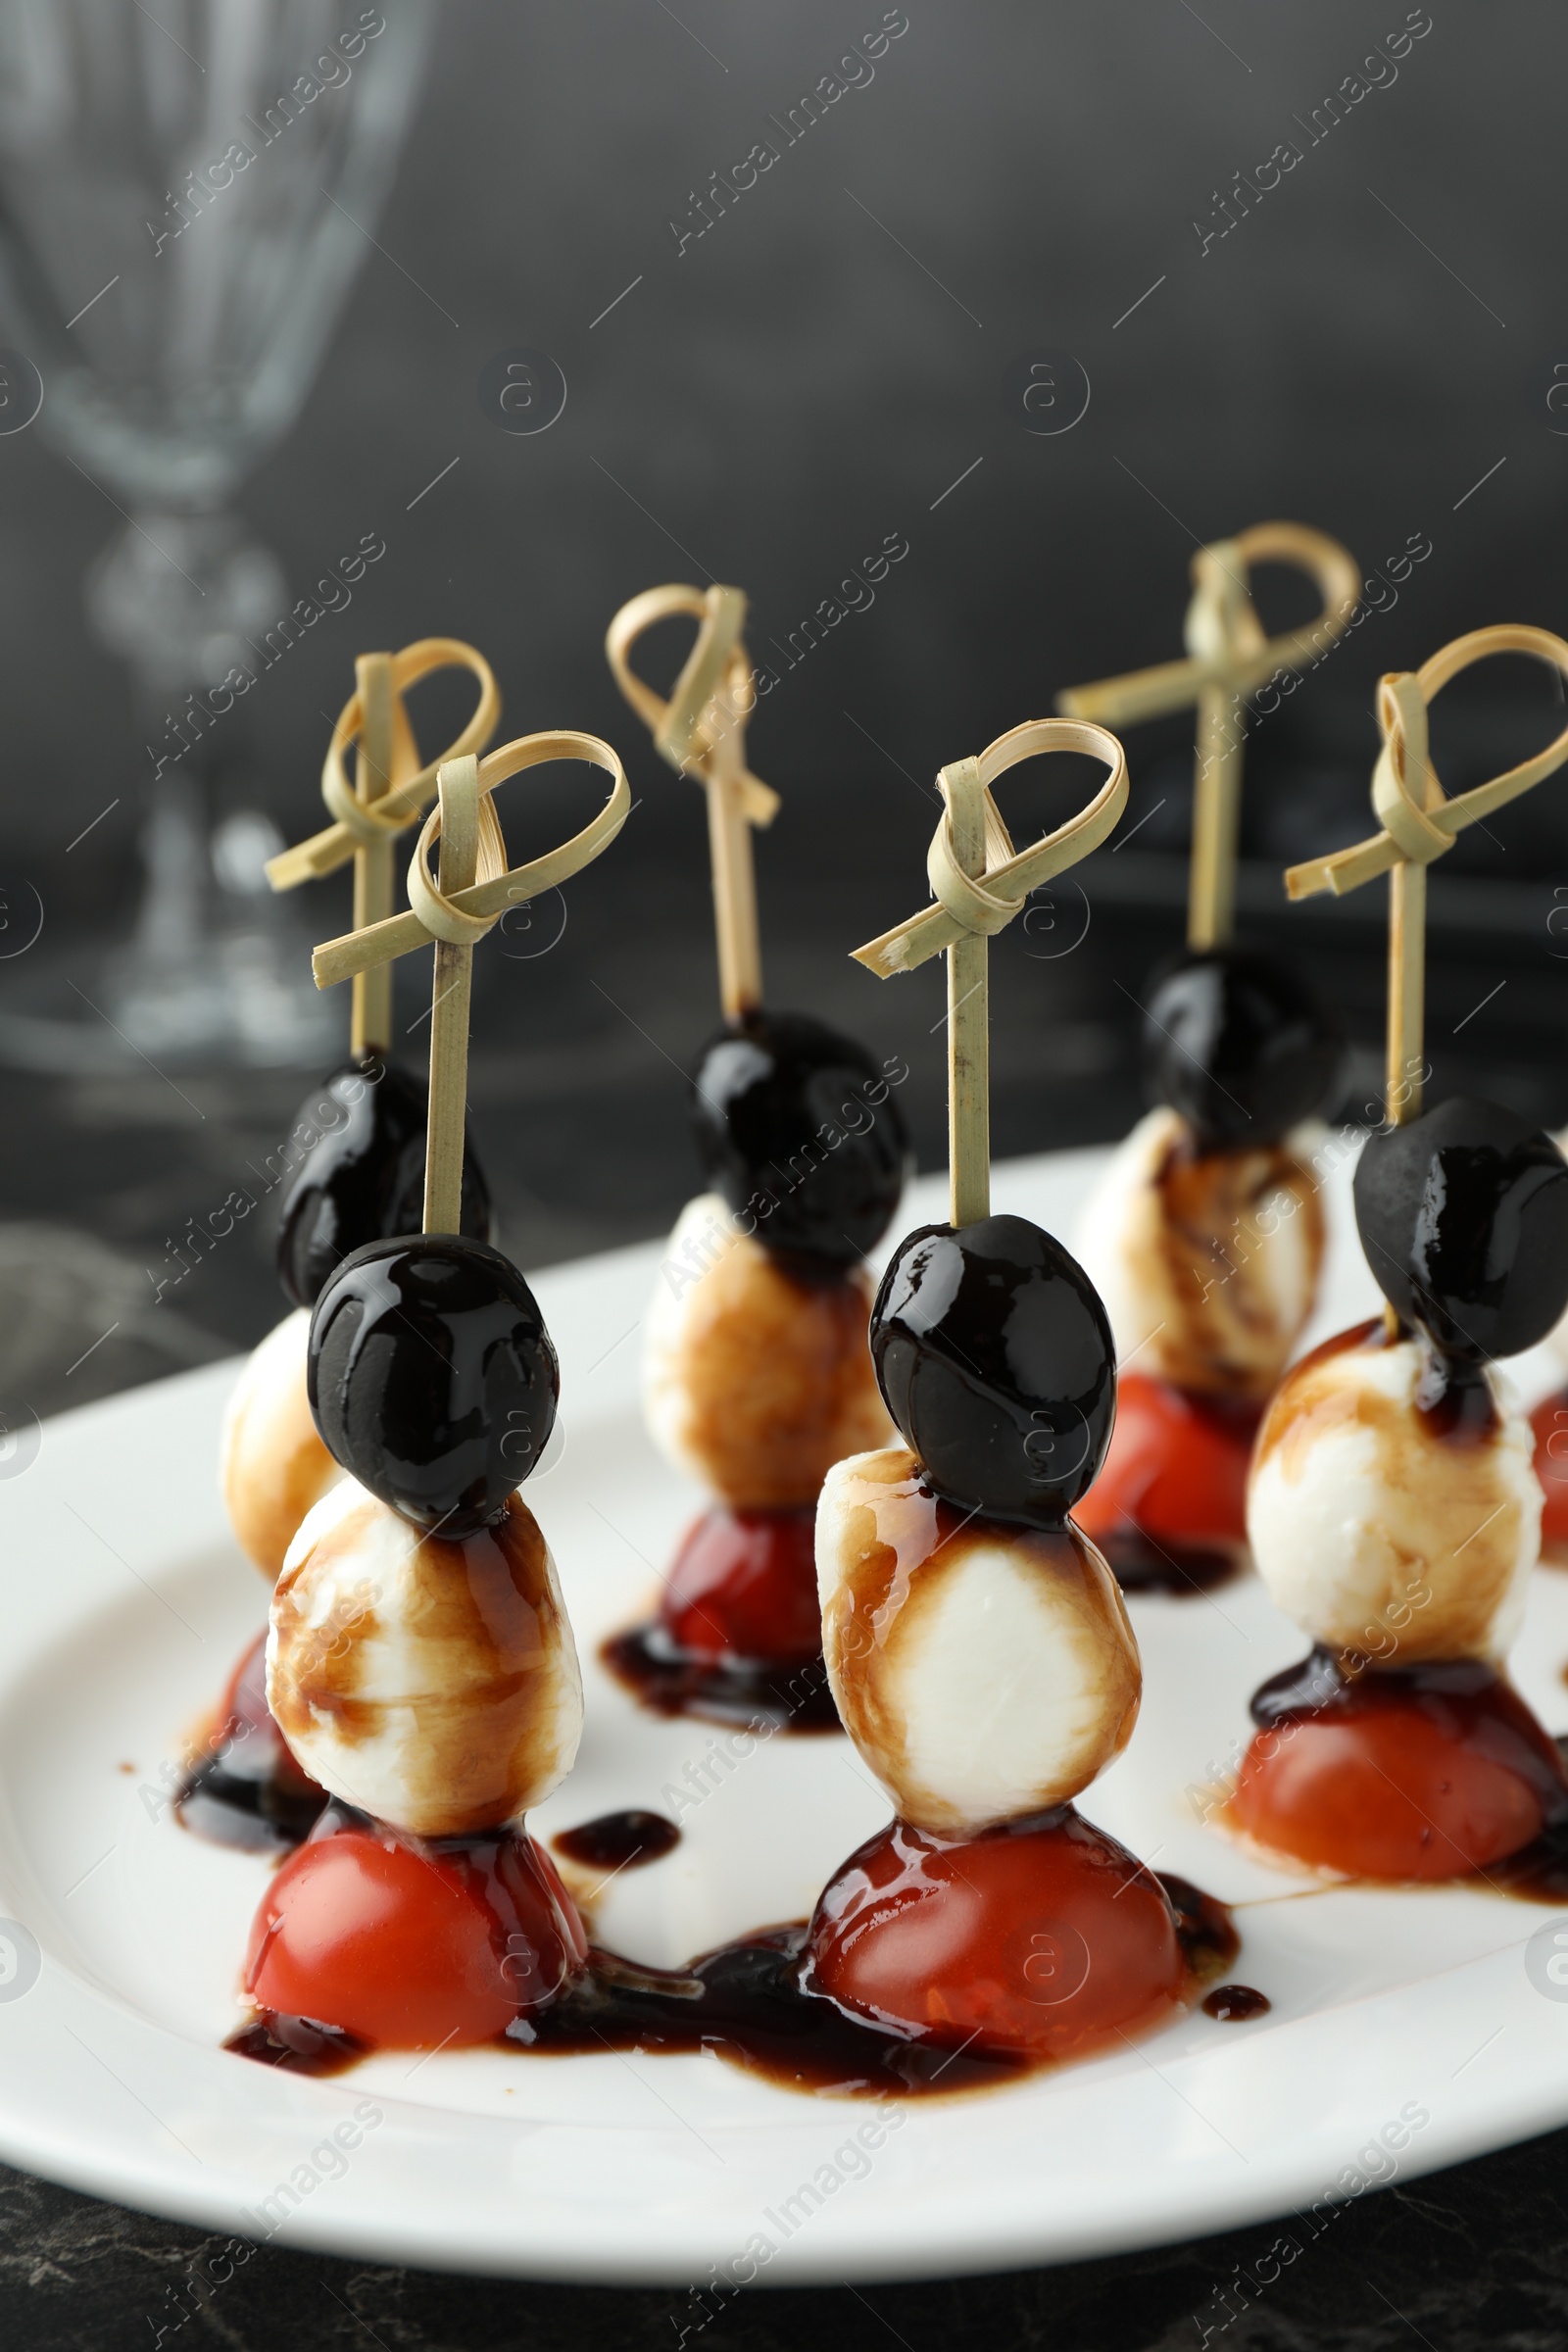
(607, 579), (778, 1022)
(1281, 622), (1568, 1139)
(606, 581), (778, 825)
(856, 717), (1129, 978)
(852, 714), (1129, 1231)
(311, 731), (631, 991)
(1368, 670), (1446, 870)
(1183, 538), (1267, 676)
(1057, 521), (1361, 726)
(1287, 624), (1568, 904)
(267, 638), (501, 890)
(406, 757), (508, 948)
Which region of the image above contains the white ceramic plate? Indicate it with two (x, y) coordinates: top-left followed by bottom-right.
(3, 1145), (1568, 2288)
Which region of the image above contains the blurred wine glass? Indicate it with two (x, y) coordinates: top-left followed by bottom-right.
(0, 0), (434, 1067)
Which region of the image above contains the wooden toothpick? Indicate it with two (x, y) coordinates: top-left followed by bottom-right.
(1285, 623), (1568, 1131)
(313, 731), (632, 1233)
(421, 756), (483, 1234)
(1379, 674), (1432, 1126)
(607, 583), (778, 1021)
(350, 652), (398, 1058)
(943, 760), (991, 1227)
(1058, 521), (1360, 952)
(854, 717), (1129, 1229)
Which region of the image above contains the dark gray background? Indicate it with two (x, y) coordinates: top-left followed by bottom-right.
(4, 3), (1568, 2347)
(4, 0), (1567, 1373)
(2, 0), (1563, 865)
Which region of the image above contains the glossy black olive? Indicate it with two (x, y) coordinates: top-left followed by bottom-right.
(869, 1214), (1116, 1531)
(1352, 1096), (1568, 1362)
(1143, 945), (1343, 1151)
(276, 1057), (492, 1309)
(308, 1235), (558, 1536)
(689, 1009), (910, 1265)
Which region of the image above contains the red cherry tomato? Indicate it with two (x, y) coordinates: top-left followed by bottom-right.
(661, 1505), (821, 1663)
(807, 1809), (1186, 2059)
(245, 1821), (587, 2050)
(1531, 1388), (1568, 1554)
(1231, 1689), (1556, 1881)
(216, 1630), (320, 1801)
(1074, 1373), (1257, 1558)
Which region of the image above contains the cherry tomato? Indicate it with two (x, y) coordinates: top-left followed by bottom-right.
(1231, 1689), (1556, 1881)
(1530, 1387), (1568, 1554)
(661, 1505), (821, 1663)
(244, 1819), (586, 2049)
(807, 1808), (1185, 2059)
(1074, 1373), (1257, 1557)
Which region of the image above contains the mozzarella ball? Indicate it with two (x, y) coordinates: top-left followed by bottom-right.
(220, 1308), (340, 1577)
(269, 1479), (582, 1836)
(1249, 1332), (1540, 1664)
(1073, 1108), (1325, 1401)
(817, 1447), (1141, 1835)
(644, 1193), (893, 1510)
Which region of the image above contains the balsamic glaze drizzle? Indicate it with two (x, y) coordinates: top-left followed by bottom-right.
(553, 1811), (682, 1872)
(226, 1870), (1237, 2092)
(1202, 1984), (1271, 2022)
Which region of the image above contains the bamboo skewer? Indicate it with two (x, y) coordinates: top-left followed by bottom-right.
(1378, 674), (1431, 1127)
(312, 731), (631, 1233)
(943, 760), (991, 1227)
(606, 583), (778, 1022)
(703, 660), (764, 1017)
(1058, 521), (1361, 953)
(350, 652), (397, 1058)
(1187, 552), (1255, 951)
(421, 756), (483, 1235)
(854, 717), (1130, 1229)
(1285, 624), (1568, 1135)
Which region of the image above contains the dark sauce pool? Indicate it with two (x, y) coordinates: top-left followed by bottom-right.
(1202, 1984), (1271, 2022)
(601, 1624), (841, 1733)
(227, 1872), (1237, 2096)
(553, 1810), (682, 1872)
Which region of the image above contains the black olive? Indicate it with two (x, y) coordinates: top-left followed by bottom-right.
(308, 1235), (558, 1536)
(689, 1009), (909, 1265)
(869, 1215), (1116, 1532)
(1352, 1096), (1568, 1362)
(1143, 945), (1343, 1152)
(276, 1057), (492, 1309)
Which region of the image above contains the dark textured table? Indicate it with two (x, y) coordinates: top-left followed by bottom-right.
(0, 2122), (1564, 2351)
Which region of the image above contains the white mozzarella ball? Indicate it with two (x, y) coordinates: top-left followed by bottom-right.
(269, 1479), (582, 1836)
(817, 1447), (1141, 1835)
(220, 1307), (340, 1577)
(644, 1193), (892, 1509)
(1248, 1332), (1540, 1664)
(1073, 1108), (1325, 1400)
